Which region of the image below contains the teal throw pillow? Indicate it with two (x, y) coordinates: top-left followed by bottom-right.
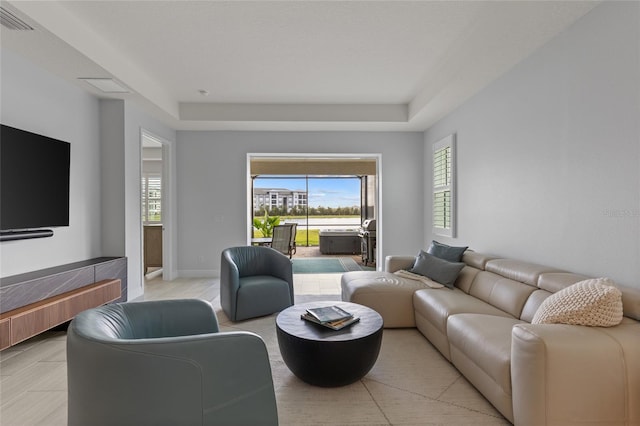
(427, 240), (468, 262)
(410, 250), (465, 289)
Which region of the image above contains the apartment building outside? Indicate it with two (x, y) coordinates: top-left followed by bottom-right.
(254, 188), (307, 213)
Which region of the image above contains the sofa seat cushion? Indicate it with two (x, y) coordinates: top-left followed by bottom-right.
(448, 314), (525, 397)
(447, 314), (525, 422)
(413, 288), (514, 337)
(341, 271), (431, 327)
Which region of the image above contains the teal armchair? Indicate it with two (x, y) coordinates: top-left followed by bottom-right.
(221, 246), (294, 321)
(67, 299), (278, 426)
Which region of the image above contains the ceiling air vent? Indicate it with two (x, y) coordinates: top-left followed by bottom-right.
(0, 7), (34, 31)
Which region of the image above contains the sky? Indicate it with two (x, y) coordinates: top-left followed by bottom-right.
(254, 176), (360, 208)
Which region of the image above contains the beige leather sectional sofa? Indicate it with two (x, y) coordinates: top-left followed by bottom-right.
(341, 250), (640, 426)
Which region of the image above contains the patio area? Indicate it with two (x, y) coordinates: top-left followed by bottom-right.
(292, 245), (375, 269)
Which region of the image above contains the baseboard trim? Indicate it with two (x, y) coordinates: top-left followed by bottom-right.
(178, 269), (218, 278)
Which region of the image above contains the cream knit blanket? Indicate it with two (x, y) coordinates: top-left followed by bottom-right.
(394, 269), (445, 289)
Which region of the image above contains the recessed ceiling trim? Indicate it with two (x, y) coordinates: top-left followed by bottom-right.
(78, 78), (130, 93)
(8, 0), (179, 118)
(5, 1), (599, 131)
(0, 6), (33, 30)
(179, 103), (408, 123)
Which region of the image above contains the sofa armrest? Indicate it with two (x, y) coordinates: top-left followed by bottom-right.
(511, 322), (640, 426)
(385, 255), (416, 273)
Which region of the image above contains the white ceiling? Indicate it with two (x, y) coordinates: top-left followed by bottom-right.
(1, 1), (598, 132)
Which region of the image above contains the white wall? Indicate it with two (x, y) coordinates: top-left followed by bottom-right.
(175, 131), (424, 277)
(100, 100), (126, 257)
(0, 49), (176, 300)
(0, 48), (102, 277)
(123, 103), (176, 299)
(99, 99), (176, 300)
(424, 2), (640, 289)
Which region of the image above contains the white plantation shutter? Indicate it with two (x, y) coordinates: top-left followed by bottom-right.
(433, 135), (455, 237)
(142, 173), (162, 223)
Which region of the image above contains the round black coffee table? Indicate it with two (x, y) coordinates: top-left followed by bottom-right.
(276, 301), (383, 387)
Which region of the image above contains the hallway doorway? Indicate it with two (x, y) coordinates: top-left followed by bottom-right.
(140, 130), (174, 282)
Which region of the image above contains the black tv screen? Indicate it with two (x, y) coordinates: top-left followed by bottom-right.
(1, 124), (71, 232)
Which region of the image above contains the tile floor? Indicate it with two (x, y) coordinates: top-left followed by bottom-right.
(0, 273), (509, 426)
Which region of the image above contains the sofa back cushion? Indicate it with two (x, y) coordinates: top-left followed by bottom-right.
(454, 266), (481, 294)
(520, 289), (552, 322)
(620, 286), (640, 320)
(460, 252), (640, 322)
(537, 272), (589, 293)
(468, 271), (537, 318)
(462, 251), (495, 270)
(456, 251), (494, 294)
(485, 259), (561, 286)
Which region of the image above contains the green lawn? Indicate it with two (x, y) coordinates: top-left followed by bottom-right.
(253, 215), (359, 247)
(296, 229), (319, 246)
(253, 229), (320, 246)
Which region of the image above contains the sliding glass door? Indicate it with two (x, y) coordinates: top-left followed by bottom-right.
(252, 175), (361, 246)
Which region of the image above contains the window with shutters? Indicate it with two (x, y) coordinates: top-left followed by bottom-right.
(432, 134), (455, 237)
(142, 173), (162, 223)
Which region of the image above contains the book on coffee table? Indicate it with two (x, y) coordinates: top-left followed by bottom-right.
(301, 313), (361, 330)
(305, 305), (353, 323)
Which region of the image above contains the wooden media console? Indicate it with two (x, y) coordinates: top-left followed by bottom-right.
(0, 279), (121, 349)
(0, 257), (127, 350)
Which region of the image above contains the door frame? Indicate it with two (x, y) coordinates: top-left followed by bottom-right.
(246, 153), (382, 269)
(140, 129), (175, 281)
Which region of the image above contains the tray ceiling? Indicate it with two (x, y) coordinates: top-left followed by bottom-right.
(1, 1), (598, 131)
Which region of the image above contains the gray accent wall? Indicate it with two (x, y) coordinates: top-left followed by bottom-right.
(424, 2), (640, 288)
(175, 131), (424, 276)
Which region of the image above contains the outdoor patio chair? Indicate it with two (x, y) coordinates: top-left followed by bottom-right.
(271, 224), (294, 258)
(285, 222), (297, 256)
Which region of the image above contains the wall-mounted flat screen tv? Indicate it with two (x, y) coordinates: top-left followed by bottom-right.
(1, 124), (71, 238)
